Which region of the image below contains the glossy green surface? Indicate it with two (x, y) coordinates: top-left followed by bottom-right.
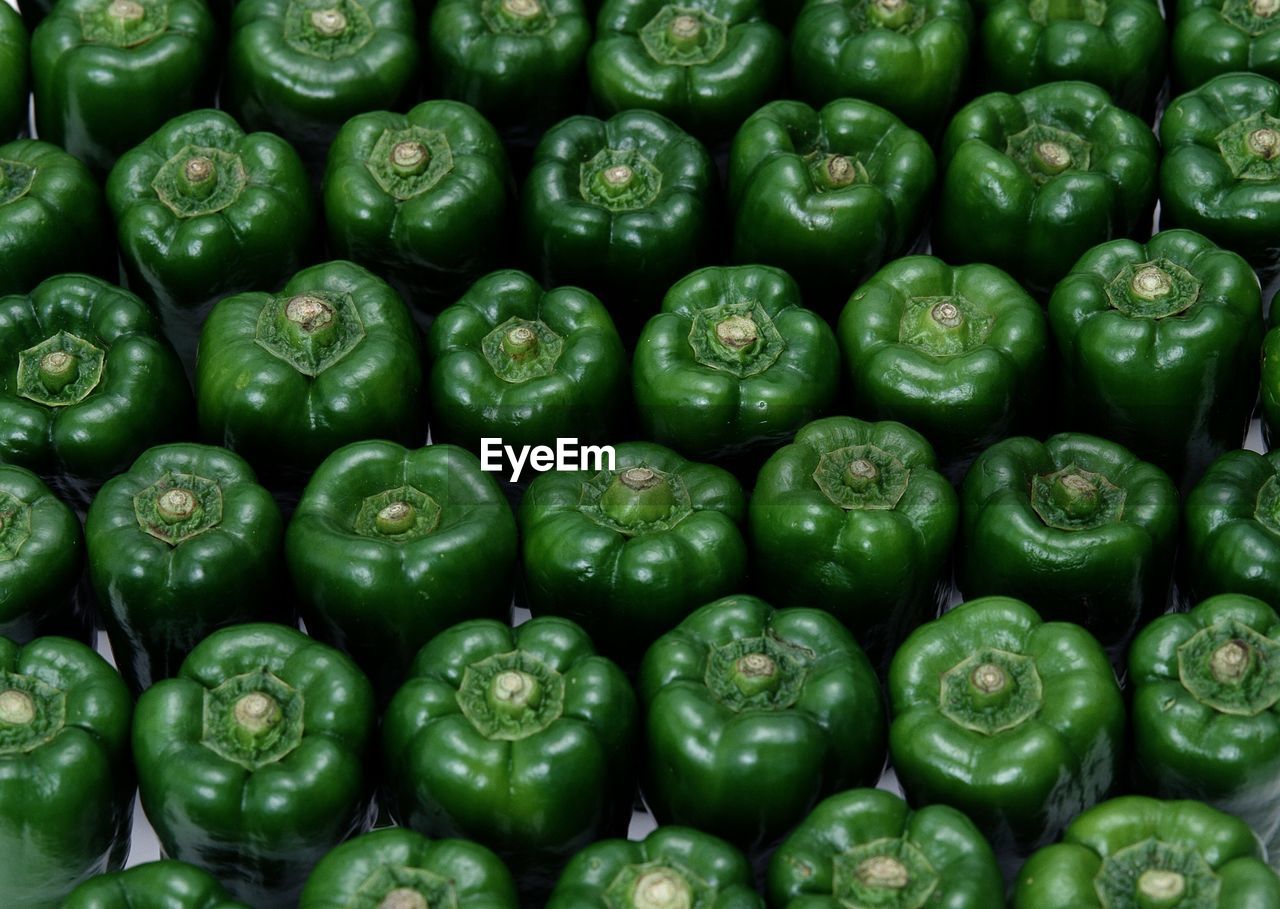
(634, 265), (838, 461)
(134, 623), (376, 909)
(324, 100), (511, 309)
(640, 595), (886, 853)
(287, 440), (517, 699)
(890, 596), (1125, 856)
(1013, 796), (1280, 907)
(429, 269), (626, 453)
(767, 788), (1005, 908)
(935, 81), (1159, 293)
(728, 99), (935, 310)
(0, 635), (134, 909)
(839, 255), (1048, 474)
(791, 0), (974, 133)
(30, 0), (217, 175)
(1173, 0), (1280, 90)
(520, 441), (748, 664)
(383, 617), (636, 894)
(1051, 230), (1263, 492)
(64, 860), (251, 909)
(0, 3), (27, 140)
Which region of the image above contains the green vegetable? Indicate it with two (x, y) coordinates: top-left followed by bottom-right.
(889, 596), (1125, 855)
(935, 82), (1160, 293)
(0, 465), (87, 643)
(547, 826), (763, 909)
(383, 617), (637, 892)
(107, 109), (314, 371)
(0, 274), (190, 505)
(0, 139), (110, 297)
(1160, 74), (1280, 279)
(728, 99), (935, 310)
(838, 255), (1048, 475)
(960, 433), (1178, 655)
(65, 860), (252, 909)
(633, 265), (839, 461)
(227, 0), (420, 163)
(1131, 594), (1280, 858)
(1173, 0), (1280, 91)
(300, 828), (519, 909)
(767, 788), (1005, 909)
(748, 416), (956, 660)
(324, 100), (512, 311)
(1265, 324), (1280, 445)
(86, 443), (284, 695)
(790, 0), (974, 134)
(520, 441), (748, 663)
(429, 0), (590, 131)
(1013, 796), (1280, 908)
(0, 3), (27, 140)
(287, 440), (518, 699)
(980, 0), (1167, 113)
(1182, 449), (1280, 606)
(1050, 230), (1263, 492)
(0, 635), (134, 909)
(134, 622), (376, 909)
(588, 0), (785, 139)
(428, 270), (627, 453)
(30, 0), (217, 175)
(640, 595), (886, 852)
(521, 110), (715, 312)
(195, 260), (423, 478)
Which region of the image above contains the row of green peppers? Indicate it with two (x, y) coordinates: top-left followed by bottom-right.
(2, 72), (1279, 339)
(3, 0), (1278, 160)
(9, 588), (1280, 907)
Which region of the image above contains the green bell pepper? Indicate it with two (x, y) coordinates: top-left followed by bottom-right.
(1013, 796), (1280, 908)
(588, 0), (785, 140)
(287, 440), (518, 699)
(633, 264), (839, 462)
(324, 101), (512, 312)
(30, 0), (217, 176)
(65, 860), (252, 909)
(1160, 74), (1280, 280)
(227, 0), (420, 163)
(980, 0), (1167, 114)
(1130, 594), (1280, 858)
(429, 0), (590, 132)
(766, 788), (1005, 909)
(383, 616), (637, 893)
(134, 622), (376, 909)
(959, 433), (1179, 655)
(838, 255), (1048, 476)
(1050, 230), (1264, 492)
(1266, 323), (1280, 443)
(0, 139), (110, 296)
(520, 441), (748, 664)
(728, 99), (935, 311)
(428, 269), (627, 453)
(1173, 0), (1280, 91)
(0, 464), (88, 643)
(935, 81), (1160, 293)
(86, 443), (284, 695)
(299, 828), (519, 909)
(107, 109), (315, 372)
(521, 110), (716, 313)
(0, 4), (27, 141)
(889, 595), (1125, 856)
(0, 274), (190, 506)
(195, 260), (423, 478)
(547, 826), (763, 909)
(748, 416), (956, 660)
(790, 0), (974, 134)
(0, 635), (134, 909)
(1182, 449), (1280, 606)
(639, 595), (886, 852)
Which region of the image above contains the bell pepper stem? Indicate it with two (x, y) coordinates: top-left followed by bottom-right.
(856, 855), (910, 890)
(502, 325), (540, 359)
(487, 669), (543, 716)
(715, 314), (759, 350)
(1249, 128), (1279, 161)
(599, 467), (678, 527)
(1211, 640), (1252, 684)
(1253, 0), (1278, 16)
(1136, 869), (1186, 909)
(378, 890), (428, 909)
(0, 689), (35, 726)
(156, 487), (198, 524)
(310, 8), (348, 35)
(233, 691), (282, 735)
(108, 0), (145, 21)
(631, 868), (693, 909)
(37, 350), (79, 393)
